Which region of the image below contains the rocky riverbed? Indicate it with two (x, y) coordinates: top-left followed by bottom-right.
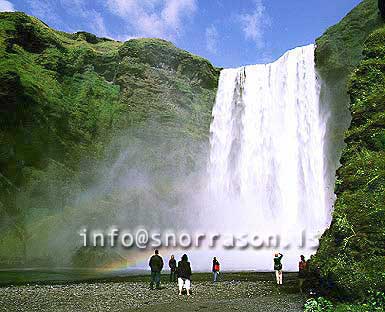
(0, 272), (306, 311)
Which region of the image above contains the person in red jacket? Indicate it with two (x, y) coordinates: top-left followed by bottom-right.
(298, 255), (307, 293)
(212, 257), (220, 282)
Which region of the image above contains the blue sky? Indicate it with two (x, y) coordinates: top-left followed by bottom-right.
(1, 0), (362, 68)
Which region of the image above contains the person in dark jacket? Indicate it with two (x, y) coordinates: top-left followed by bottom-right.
(177, 254), (192, 296)
(169, 255), (177, 282)
(298, 255), (307, 293)
(273, 252), (283, 285)
(212, 257), (220, 282)
(149, 249), (163, 289)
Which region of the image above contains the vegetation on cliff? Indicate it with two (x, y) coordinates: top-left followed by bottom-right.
(314, 0), (384, 202)
(0, 12), (219, 266)
(314, 0), (385, 303)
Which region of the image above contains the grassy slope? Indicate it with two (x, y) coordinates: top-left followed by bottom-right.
(314, 0), (385, 302)
(0, 12), (219, 265)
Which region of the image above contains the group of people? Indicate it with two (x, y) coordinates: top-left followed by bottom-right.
(149, 250), (220, 295)
(273, 252), (310, 293)
(149, 250), (309, 295)
(149, 250), (196, 296)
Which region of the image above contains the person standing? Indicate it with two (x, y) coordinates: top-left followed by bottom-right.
(177, 254), (192, 296)
(273, 252), (283, 285)
(149, 249), (164, 290)
(169, 255), (177, 282)
(298, 255), (307, 293)
(212, 257), (220, 282)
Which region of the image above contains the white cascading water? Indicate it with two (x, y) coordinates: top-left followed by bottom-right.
(203, 44), (331, 270)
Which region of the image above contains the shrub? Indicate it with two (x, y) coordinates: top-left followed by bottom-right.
(304, 297), (334, 312)
(362, 291), (385, 311)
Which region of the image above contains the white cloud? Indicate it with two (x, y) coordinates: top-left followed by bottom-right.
(205, 25), (218, 54)
(60, 0), (108, 37)
(0, 0), (15, 12)
(161, 0), (196, 29)
(238, 0), (270, 49)
(26, 0), (108, 37)
(27, 0), (64, 27)
(24, 0), (196, 42)
(113, 34), (140, 42)
(106, 0), (197, 40)
(92, 11), (108, 37)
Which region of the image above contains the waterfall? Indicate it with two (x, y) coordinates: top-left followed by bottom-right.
(205, 45), (331, 269)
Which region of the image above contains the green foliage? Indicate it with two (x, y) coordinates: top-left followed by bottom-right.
(334, 291), (385, 311)
(0, 12), (219, 267)
(118, 38), (219, 89)
(362, 291), (385, 311)
(315, 0), (382, 79)
(304, 297), (334, 312)
(334, 304), (364, 312)
(0, 10), (218, 181)
(314, 2), (385, 300)
(314, 0), (384, 202)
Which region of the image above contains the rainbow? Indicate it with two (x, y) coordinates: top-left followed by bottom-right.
(97, 248), (176, 273)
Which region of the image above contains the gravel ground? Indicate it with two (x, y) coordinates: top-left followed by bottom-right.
(0, 274), (306, 312)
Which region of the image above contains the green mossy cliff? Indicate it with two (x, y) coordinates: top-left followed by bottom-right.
(0, 12), (219, 266)
(0, 12), (219, 174)
(314, 0), (385, 299)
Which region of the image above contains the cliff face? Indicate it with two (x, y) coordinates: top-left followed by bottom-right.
(315, 0), (383, 209)
(314, 0), (385, 298)
(0, 12), (219, 265)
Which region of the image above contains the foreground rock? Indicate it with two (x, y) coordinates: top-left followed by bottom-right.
(0, 274), (305, 312)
